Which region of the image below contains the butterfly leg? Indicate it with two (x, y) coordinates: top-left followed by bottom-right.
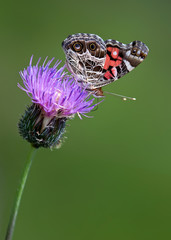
(89, 87), (104, 97)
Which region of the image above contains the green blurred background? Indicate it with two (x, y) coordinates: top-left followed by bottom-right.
(0, 0), (171, 239)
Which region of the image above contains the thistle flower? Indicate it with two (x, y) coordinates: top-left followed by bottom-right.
(18, 56), (100, 149)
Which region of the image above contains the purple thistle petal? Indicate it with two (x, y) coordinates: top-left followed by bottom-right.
(18, 56), (101, 118)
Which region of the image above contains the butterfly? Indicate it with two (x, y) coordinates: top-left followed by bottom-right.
(62, 33), (149, 97)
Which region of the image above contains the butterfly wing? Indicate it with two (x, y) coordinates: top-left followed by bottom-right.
(62, 34), (149, 96)
(62, 33), (107, 90)
(102, 40), (149, 82)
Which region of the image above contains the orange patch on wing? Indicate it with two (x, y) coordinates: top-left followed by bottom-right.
(107, 47), (113, 52)
(104, 47), (123, 71)
(114, 59), (122, 67)
(103, 54), (110, 70)
(108, 60), (115, 67)
(109, 59), (122, 68)
(104, 71), (113, 80)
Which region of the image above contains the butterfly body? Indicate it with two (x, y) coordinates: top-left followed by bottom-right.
(62, 33), (149, 97)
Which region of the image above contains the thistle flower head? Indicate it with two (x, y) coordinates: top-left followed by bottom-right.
(18, 56), (96, 118)
(18, 56), (101, 149)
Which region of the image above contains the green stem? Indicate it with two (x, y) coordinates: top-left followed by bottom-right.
(5, 146), (37, 240)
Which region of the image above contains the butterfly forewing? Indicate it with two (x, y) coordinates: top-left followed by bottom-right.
(102, 40), (149, 82)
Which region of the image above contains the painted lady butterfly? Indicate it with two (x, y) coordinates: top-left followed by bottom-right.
(62, 33), (149, 97)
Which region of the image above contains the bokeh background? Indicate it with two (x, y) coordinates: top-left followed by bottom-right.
(0, 0), (171, 239)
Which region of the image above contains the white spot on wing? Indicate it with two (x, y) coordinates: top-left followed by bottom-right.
(124, 60), (135, 71)
(126, 50), (131, 57)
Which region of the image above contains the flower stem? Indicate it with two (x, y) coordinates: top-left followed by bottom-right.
(5, 146), (37, 240)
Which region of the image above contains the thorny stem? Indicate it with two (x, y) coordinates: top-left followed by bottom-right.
(5, 146), (37, 240)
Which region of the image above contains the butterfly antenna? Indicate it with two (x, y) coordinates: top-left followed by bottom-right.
(104, 91), (136, 101)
